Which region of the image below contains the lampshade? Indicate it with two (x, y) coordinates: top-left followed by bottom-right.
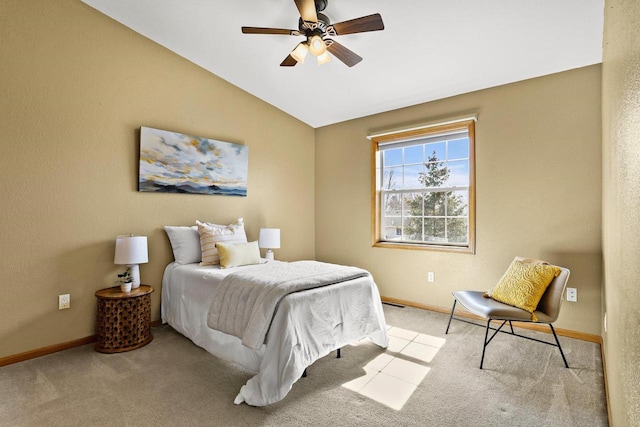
(114, 235), (148, 265)
(317, 51), (332, 65)
(308, 35), (326, 56)
(291, 42), (309, 64)
(258, 228), (280, 249)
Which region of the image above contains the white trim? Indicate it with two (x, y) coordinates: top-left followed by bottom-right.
(367, 115), (477, 140)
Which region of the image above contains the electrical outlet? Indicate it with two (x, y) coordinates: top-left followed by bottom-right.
(428, 272), (435, 282)
(59, 294), (70, 310)
(566, 288), (577, 302)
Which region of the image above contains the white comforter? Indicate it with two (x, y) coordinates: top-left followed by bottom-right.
(161, 260), (388, 406)
(208, 261), (370, 350)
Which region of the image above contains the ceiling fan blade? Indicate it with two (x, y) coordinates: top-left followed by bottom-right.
(242, 27), (297, 35)
(294, 0), (317, 23)
(280, 55), (298, 67)
(332, 13), (384, 35)
(326, 40), (362, 67)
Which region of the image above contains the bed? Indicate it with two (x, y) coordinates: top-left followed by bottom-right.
(161, 260), (388, 406)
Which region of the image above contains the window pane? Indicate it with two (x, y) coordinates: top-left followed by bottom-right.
(383, 217), (402, 241)
(382, 166), (401, 190)
(402, 193), (423, 241)
(445, 160), (469, 187)
(448, 137), (469, 160)
(422, 159), (448, 188)
(447, 218), (468, 243)
(423, 192), (446, 216)
(424, 218), (446, 242)
(403, 164), (423, 189)
(383, 193), (402, 216)
(384, 148), (403, 167)
(402, 193), (422, 217)
(404, 145), (423, 165)
(403, 217), (423, 242)
(447, 191), (468, 216)
(425, 142), (445, 162)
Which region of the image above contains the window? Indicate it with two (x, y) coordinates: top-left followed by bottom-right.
(371, 119), (475, 253)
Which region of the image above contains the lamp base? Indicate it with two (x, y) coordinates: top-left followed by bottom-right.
(128, 264), (141, 289)
(265, 250), (274, 261)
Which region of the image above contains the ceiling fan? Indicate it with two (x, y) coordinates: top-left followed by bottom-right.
(241, 0), (384, 67)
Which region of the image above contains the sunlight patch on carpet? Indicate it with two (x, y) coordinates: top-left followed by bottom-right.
(341, 326), (444, 410)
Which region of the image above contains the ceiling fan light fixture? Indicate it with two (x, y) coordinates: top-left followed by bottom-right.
(242, 1), (385, 68)
(291, 42), (309, 63)
(317, 51), (331, 65)
(308, 35), (326, 56)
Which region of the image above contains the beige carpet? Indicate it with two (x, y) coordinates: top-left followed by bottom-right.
(0, 305), (608, 426)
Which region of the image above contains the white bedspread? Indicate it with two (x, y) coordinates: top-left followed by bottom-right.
(162, 261), (388, 406)
(208, 261), (369, 350)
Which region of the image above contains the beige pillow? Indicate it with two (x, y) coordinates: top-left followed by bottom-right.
(196, 218), (247, 266)
(216, 241), (261, 269)
(488, 258), (561, 321)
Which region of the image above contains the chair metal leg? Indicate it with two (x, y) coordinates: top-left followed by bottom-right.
(480, 319), (511, 369)
(445, 299), (457, 334)
(480, 319), (491, 369)
(337, 348), (341, 358)
(549, 324), (569, 368)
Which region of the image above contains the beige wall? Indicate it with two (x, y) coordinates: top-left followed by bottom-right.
(0, 0), (315, 359)
(316, 65), (602, 336)
(602, 0), (640, 425)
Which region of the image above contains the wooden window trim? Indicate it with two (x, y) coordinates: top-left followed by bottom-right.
(370, 119), (476, 254)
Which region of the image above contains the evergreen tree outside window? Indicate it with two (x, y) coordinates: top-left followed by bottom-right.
(370, 119), (475, 253)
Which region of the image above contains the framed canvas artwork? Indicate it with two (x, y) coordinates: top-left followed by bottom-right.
(139, 127), (248, 197)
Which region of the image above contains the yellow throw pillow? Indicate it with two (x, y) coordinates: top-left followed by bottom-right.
(489, 259), (561, 320)
(216, 241), (262, 269)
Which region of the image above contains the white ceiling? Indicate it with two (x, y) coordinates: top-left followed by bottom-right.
(81, 0), (604, 128)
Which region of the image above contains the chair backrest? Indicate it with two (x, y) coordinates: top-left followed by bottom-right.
(535, 266), (570, 322)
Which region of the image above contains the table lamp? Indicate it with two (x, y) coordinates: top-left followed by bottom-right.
(258, 228), (280, 261)
(114, 234), (148, 289)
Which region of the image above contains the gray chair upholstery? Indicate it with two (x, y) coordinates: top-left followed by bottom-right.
(445, 266), (570, 369)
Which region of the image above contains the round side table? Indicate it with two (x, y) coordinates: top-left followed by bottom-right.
(95, 285), (154, 353)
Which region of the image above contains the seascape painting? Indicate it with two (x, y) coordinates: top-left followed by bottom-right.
(139, 127), (248, 197)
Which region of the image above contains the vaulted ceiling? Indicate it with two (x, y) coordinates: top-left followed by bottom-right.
(82, 0), (604, 128)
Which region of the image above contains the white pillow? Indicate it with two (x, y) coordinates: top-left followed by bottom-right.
(216, 241), (261, 268)
(164, 226), (202, 265)
(196, 218), (247, 266)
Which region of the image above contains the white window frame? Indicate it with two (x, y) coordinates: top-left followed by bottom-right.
(370, 118), (476, 254)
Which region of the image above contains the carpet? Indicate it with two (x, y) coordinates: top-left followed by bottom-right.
(0, 304), (608, 426)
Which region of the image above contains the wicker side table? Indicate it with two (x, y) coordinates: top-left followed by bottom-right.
(95, 285), (154, 353)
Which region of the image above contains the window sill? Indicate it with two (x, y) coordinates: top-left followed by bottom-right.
(373, 241), (475, 254)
